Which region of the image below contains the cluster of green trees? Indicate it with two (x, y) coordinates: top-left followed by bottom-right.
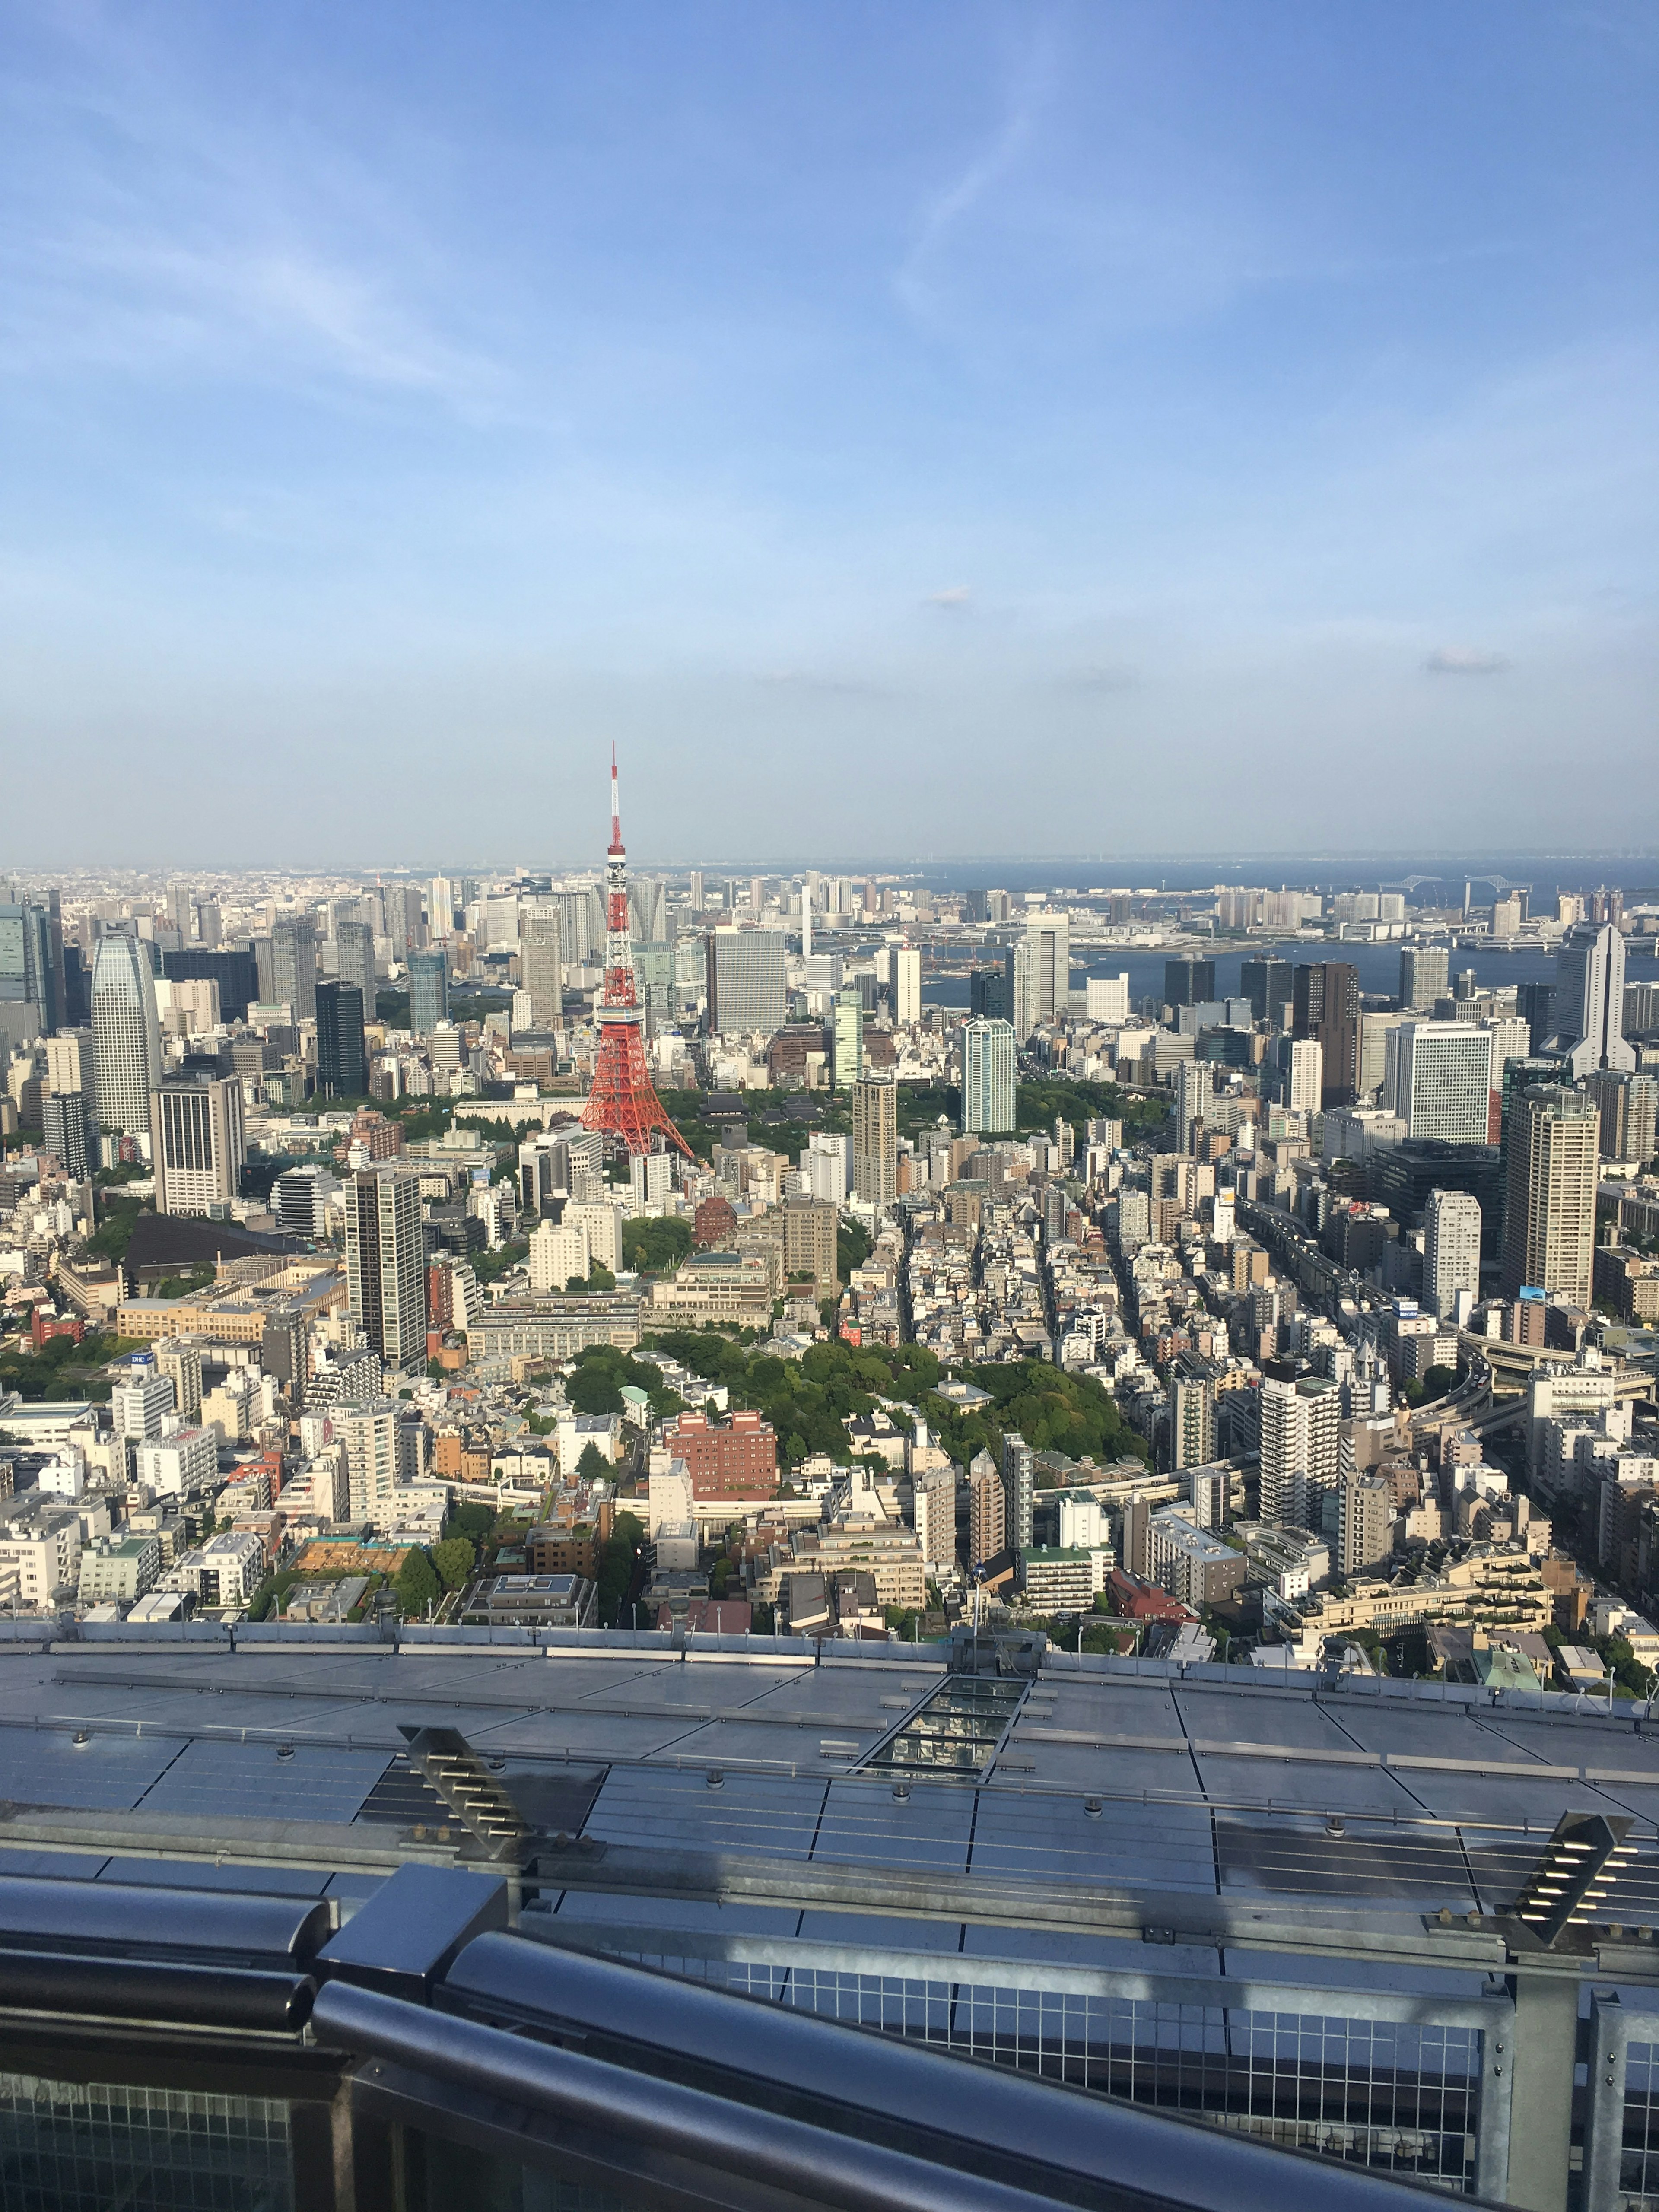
(595, 1510), (645, 1624)
(564, 1342), (685, 1422)
(621, 1216), (693, 1273)
(1012, 1077), (1169, 1144)
(635, 1328), (1150, 1475)
(86, 1194), (150, 1263)
(0, 1328), (134, 1406)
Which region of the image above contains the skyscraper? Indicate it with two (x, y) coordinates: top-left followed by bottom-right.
(1174, 1059), (1212, 1151)
(1239, 954), (1291, 1027)
(1384, 1023), (1495, 1145)
(1555, 925), (1635, 1078)
(150, 1077), (246, 1216)
(1292, 963), (1360, 1107)
(1424, 1187), (1481, 1320)
(852, 1077), (897, 1209)
(518, 907), (563, 1028)
(336, 921), (375, 1007)
(970, 965), (1011, 1021)
(41, 1092), (92, 1179)
(832, 988), (863, 1089)
(315, 982), (367, 1100)
(889, 944), (922, 1026)
(270, 917), (318, 1021)
(90, 935), (162, 1159)
(1164, 957), (1216, 1010)
(1284, 1038), (1323, 1113)
(1398, 945), (1449, 1014)
(344, 1168), (426, 1372)
(1023, 913), (1070, 1025)
(705, 930), (787, 1036)
(408, 950), (449, 1036)
(962, 1018), (1017, 1135)
(1501, 1085), (1599, 1308)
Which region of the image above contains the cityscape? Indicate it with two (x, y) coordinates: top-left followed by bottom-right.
(3, 5), (1657, 2210)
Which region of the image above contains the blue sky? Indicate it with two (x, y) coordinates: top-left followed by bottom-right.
(1, 1), (1655, 866)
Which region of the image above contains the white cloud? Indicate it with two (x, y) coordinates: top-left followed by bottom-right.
(925, 585), (973, 607)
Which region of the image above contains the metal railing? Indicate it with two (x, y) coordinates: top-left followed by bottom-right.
(0, 1860), (1485, 2212)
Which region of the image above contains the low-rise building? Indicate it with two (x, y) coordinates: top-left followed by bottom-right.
(477, 1573), (596, 1627)
(77, 1534), (162, 1607)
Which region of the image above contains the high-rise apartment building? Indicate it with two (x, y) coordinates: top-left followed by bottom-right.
(1001, 1435), (1034, 1554)
(344, 1169), (426, 1373)
(889, 945), (922, 1026)
(1501, 1085), (1599, 1308)
(851, 1077), (898, 1210)
(270, 917), (318, 1021)
(1337, 1475), (1394, 1581)
(1384, 1023), (1495, 1145)
(1292, 964), (1360, 1107)
(90, 935), (162, 1159)
(1174, 1059), (1212, 1151)
(1424, 1187), (1482, 1320)
(150, 1077), (246, 1217)
(1168, 1368), (1217, 1471)
(1556, 925), (1635, 1078)
(832, 988), (863, 1089)
(1590, 1071), (1659, 1166)
(1398, 945), (1449, 1013)
(966, 1454), (1005, 1569)
(962, 1018), (1017, 1136)
(518, 908), (563, 1028)
(1258, 1363), (1341, 1528)
(41, 1093), (91, 1179)
(705, 930), (787, 1037)
(315, 982), (367, 1100)
(408, 951), (449, 1037)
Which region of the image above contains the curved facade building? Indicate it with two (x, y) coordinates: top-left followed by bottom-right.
(90, 934), (162, 1157)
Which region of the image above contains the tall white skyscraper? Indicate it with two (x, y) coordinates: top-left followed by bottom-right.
(962, 1018), (1017, 1136)
(1384, 1022), (1495, 1145)
(1285, 1038), (1323, 1114)
(889, 944), (922, 1025)
(1023, 912), (1070, 1025)
(1556, 924), (1635, 1078)
(90, 935), (162, 1160)
(1424, 1187), (1481, 1321)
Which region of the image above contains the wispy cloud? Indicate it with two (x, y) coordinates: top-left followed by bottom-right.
(1424, 646), (1510, 674)
(754, 668), (888, 695)
(1062, 662), (1139, 692)
(925, 584), (973, 608)
(0, 11), (499, 410)
(893, 35), (1055, 321)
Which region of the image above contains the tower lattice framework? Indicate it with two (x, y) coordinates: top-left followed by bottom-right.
(581, 751), (695, 1161)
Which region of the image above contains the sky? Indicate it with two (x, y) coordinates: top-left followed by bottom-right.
(1, 0), (1656, 868)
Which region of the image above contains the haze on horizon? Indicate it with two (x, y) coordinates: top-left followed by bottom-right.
(1, 1), (1655, 868)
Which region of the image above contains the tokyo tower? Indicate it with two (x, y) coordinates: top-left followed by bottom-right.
(580, 750), (695, 1161)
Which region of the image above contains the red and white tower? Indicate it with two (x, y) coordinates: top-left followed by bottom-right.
(581, 749), (694, 1161)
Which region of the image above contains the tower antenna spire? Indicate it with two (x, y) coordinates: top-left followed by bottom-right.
(581, 747), (694, 1163)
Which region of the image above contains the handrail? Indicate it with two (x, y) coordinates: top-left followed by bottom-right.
(313, 1980), (1070, 2212)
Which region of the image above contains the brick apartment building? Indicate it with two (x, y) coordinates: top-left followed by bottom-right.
(662, 1409), (779, 1500)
